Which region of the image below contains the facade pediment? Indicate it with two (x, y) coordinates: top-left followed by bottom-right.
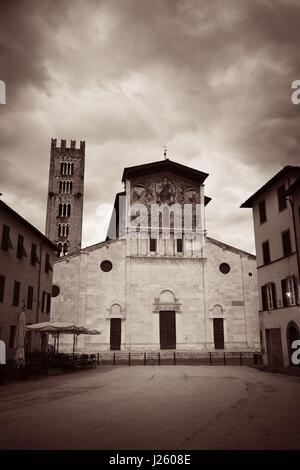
(122, 158), (208, 185)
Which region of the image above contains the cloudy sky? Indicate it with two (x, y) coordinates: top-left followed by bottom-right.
(1, 0), (300, 254)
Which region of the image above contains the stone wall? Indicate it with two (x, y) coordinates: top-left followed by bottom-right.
(51, 236), (260, 352)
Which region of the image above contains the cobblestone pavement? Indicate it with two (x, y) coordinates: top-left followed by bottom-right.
(0, 365), (299, 449)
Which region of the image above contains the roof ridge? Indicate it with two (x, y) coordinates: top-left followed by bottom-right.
(241, 165), (300, 208)
(54, 237), (122, 262)
(206, 236), (256, 259)
(122, 158), (209, 184)
(0, 199), (56, 250)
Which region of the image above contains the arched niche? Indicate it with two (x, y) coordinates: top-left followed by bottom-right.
(212, 304), (223, 316)
(106, 302), (125, 319)
(111, 303), (122, 316)
(153, 290), (181, 313)
(159, 290), (176, 304)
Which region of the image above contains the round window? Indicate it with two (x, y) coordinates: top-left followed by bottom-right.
(219, 263), (230, 274)
(52, 285), (60, 297)
(100, 260), (113, 272)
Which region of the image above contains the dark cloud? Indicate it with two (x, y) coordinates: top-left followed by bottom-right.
(1, 0), (300, 253)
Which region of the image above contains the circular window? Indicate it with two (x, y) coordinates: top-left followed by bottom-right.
(52, 285), (60, 297)
(219, 263), (230, 274)
(100, 260), (113, 272)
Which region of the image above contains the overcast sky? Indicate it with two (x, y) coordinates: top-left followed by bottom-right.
(1, 0), (300, 254)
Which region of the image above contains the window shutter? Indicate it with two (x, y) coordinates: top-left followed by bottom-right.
(293, 276), (299, 305)
(12, 281), (20, 306)
(271, 283), (277, 309)
(282, 230), (292, 257)
(281, 279), (288, 307)
(0, 275), (5, 303)
(31, 244), (40, 265)
(46, 293), (51, 313)
(27, 286), (34, 310)
(261, 285), (268, 311)
(42, 291), (46, 312)
(17, 235), (27, 259)
(259, 200), (267, 223)
(1, 224), (13, 251)
(262, 241), (270, 264)
(277, 185), (287, 211)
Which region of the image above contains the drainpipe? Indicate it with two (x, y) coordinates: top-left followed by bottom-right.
(36, 241), (43, 324)
(287, 197), (300, 286)
(286, 176), (300, 286)
(240, 255), (249, 348)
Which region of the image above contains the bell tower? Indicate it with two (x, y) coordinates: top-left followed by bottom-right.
(45, 138), (85, 256)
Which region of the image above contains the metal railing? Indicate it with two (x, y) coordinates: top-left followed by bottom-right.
(94, 351), (262, 367)
(0, 351), (262, 384)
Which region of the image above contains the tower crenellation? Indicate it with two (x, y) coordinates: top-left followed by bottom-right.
(45, 138), (85, 256)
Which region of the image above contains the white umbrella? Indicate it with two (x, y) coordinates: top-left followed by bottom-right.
(26, 321), (90, 334)
(26, 321), (101, 354)
(14, 308), (26, 362)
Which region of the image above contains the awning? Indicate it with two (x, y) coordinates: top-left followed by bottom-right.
(26, 321), (101, 354)
(26, 321), (99, 335)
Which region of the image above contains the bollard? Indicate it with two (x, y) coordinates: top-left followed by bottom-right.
(158, 352), (161, 365)
(113, 352), (116, 366)
(97, 352), (100, 366)
(240, 352), (243, 366)
(128, 352), (131, 366)
(223, 352), (226, 365)
(144, 352), (146, 366)
(173, 351), (176, 365)
(209, 352), (212, 365)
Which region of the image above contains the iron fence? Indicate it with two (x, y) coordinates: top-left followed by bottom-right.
(95, 351), (262, 367)
(0, 350), (262, 384)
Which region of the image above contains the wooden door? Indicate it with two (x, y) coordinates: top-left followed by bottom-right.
(159, 311), (176, 349)
(266, 328), (283, 366)
(110, 318), (121, 350)
(213, 318), (224, 349)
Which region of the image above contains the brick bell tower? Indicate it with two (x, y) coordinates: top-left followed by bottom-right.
(45, 138), (85, 256)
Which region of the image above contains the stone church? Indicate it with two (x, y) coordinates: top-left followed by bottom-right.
(48, 140), (260, 352)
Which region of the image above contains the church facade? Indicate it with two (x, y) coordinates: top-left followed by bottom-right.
(51, 159), (260, 352)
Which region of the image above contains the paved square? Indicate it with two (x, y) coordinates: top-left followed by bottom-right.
(0, 366), (300, 449)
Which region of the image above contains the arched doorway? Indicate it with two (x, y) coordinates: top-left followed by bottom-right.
(287, 322), (300, 366)
(158, 290), (176, 350)
(212, 305), (225, 350)
(109, 304), (124, 351)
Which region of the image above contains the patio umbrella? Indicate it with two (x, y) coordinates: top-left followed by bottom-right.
(26, 321), (89, 334)
(26, 321), (101, 354)
(14, 308), (26, 362)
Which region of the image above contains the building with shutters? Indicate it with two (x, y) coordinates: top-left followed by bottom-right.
(51, 158), (260, 353)
(241, 166), (300, 367)
(0, 200), (56, 359)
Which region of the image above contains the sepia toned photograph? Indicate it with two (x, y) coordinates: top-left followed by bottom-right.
(0, 0), (300, 460)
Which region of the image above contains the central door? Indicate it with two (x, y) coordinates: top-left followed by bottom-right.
(110, 318), (121, 350)
(213, 318), (224, 349)
(159, 311), (176, 349)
